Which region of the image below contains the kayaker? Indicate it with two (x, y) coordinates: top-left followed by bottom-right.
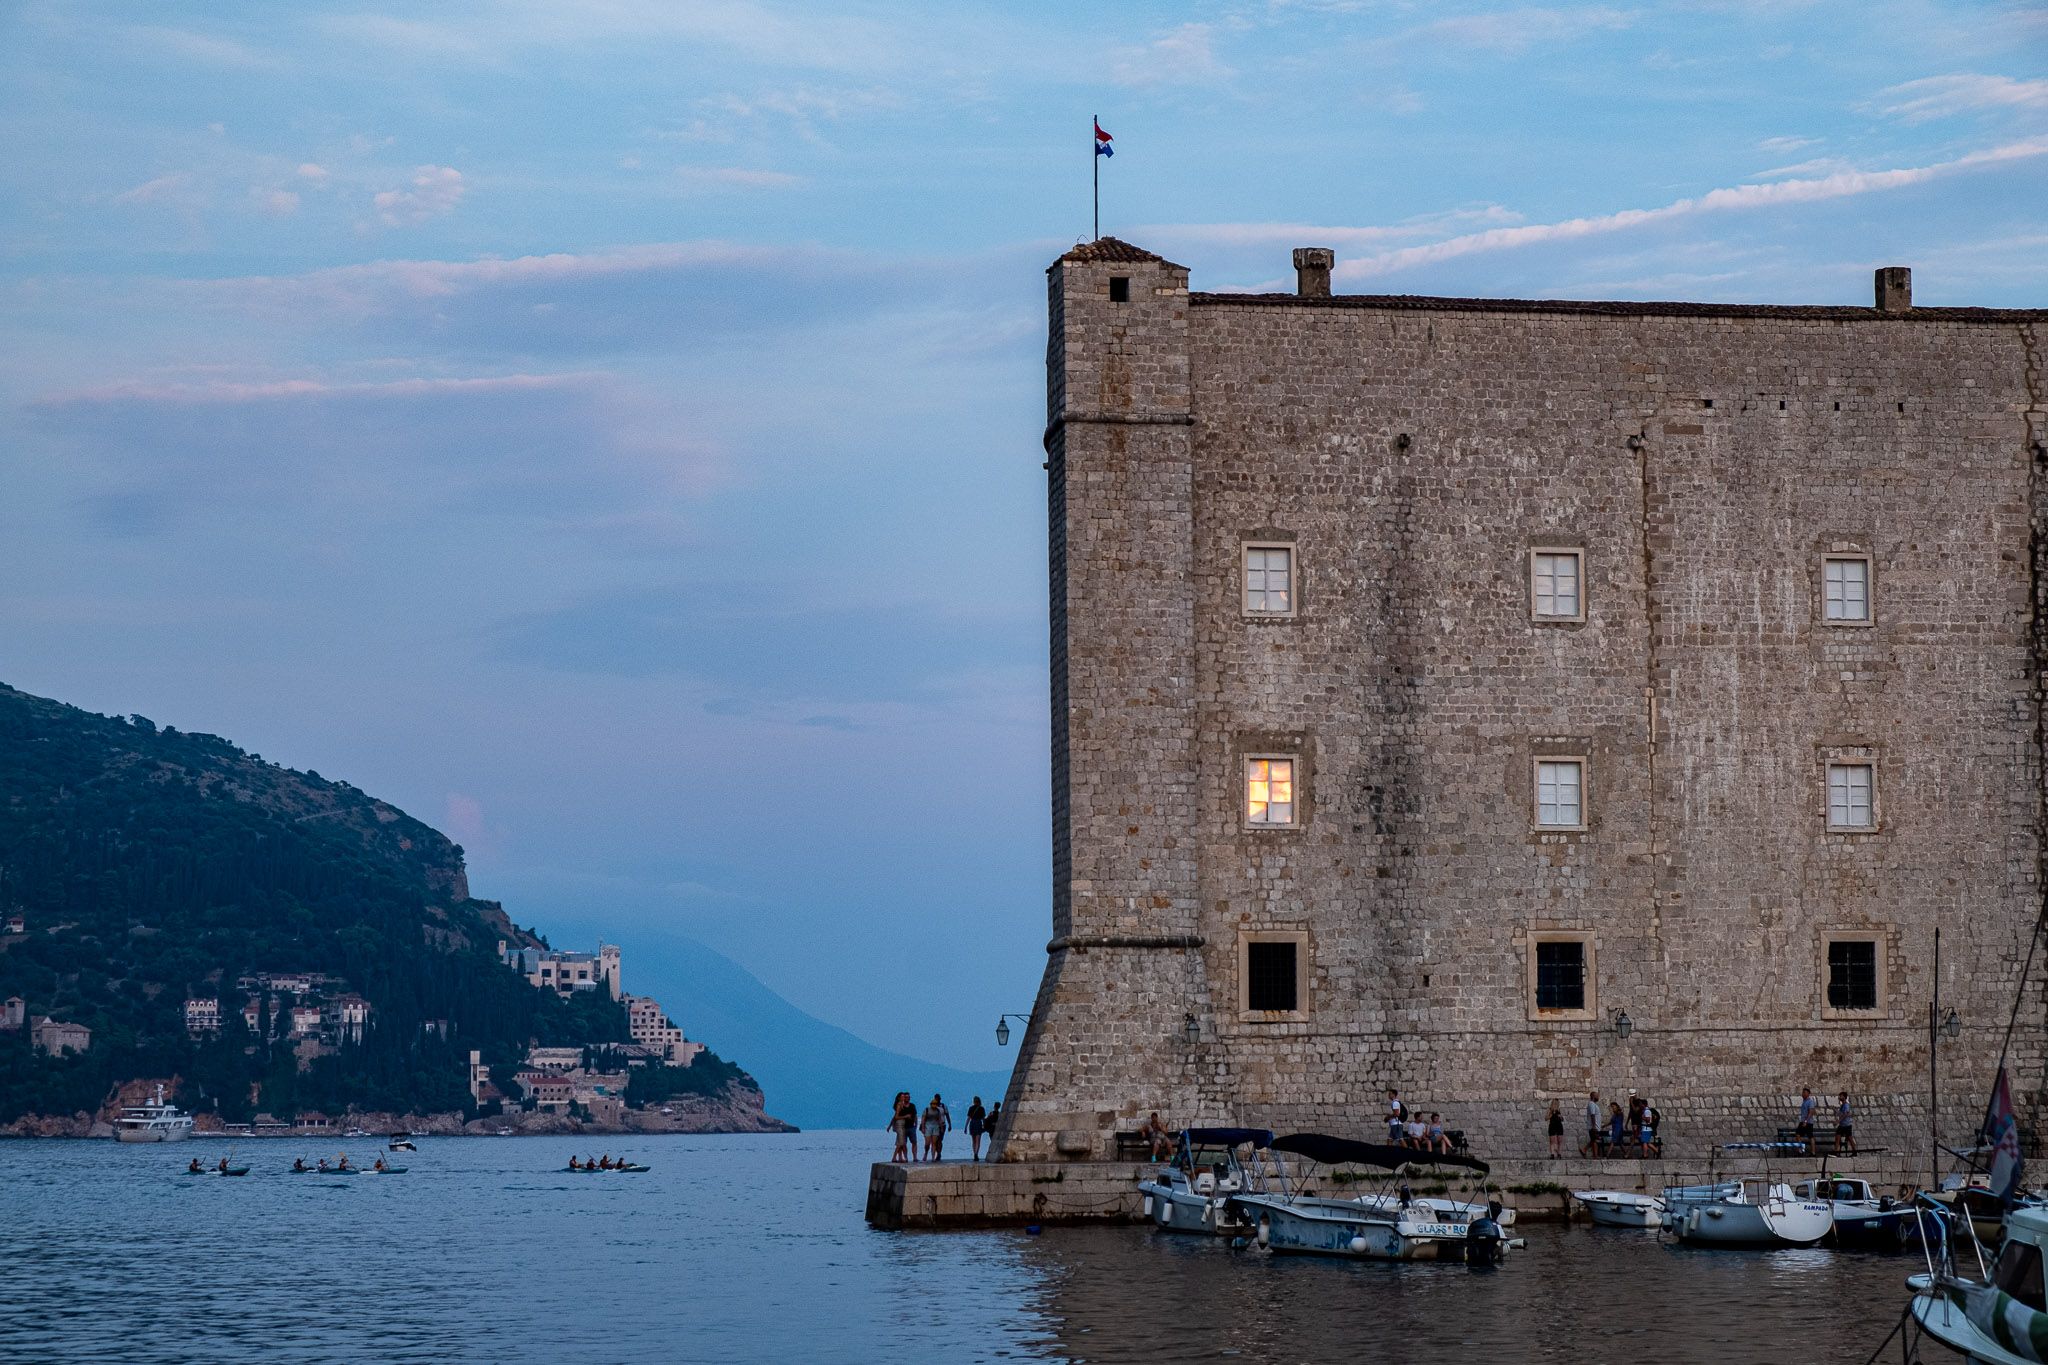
(217, 1157), (230, 1173)
(600, 1154), (614, 1169)
(188, 1158), (203, 1173)
(373, 1156), (387, 1172)
(293, 1158), (308, 1172)
(569, 1156), (581, 1170)
(317, 1158), (330, 1172)
(337, 1153), (352, 1171)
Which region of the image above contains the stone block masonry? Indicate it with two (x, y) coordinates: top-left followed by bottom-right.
(992, 238), (2048, 1167)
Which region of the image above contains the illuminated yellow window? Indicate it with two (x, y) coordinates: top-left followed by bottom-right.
(1247, 758), (1295, 826)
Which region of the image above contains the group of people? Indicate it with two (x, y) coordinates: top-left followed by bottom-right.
(1794, 1087), (1858, 1154)
(888, 1092), (997, 1162)
(1547, 1090), (1661, 1157)
(1384, 1090), (1457, 1154)
(567, 1154), (625, 1169)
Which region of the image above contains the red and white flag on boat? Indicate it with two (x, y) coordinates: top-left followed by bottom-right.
(1989, 1065), (2025, 1205)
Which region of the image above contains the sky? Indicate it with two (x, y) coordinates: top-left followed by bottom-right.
(3, 0), (2044, 1074)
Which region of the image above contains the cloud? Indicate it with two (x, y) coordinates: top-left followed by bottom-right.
(1386, 6), (1636, 53)
(1756, 135), (1820, 153)
(374, 165), (466, 226)
(250, 188), (300, 215)
(1142, 205), (1523, 254)
(26, 373), (717, 537)
(1753, 156), (1856, 179)
(298, 164), (330, 183)
(194, 240), (942, 358)
(492, 584), (1037, 705)
(113, 174), (191, 205)
(1331, 136), (2048, 280)
(1877, 74), (2048, 123)
(676, 166), (805, 189)
(1111, 22), (1233, 86)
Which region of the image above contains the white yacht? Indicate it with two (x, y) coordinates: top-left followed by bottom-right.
(1662, 1178), (1833, 1247)
(114, 1085), (194, 1143)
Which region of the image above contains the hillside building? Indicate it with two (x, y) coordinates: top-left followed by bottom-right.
(183, 997), (220, 1034)
(2, 997), (24, 1031)
(625, 994), (703, 1066)
(994, 241), (2048, 1162)
(31, 1017), (90, 1055)
(499, 941), (623, 1001)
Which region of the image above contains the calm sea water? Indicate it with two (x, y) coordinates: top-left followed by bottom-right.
(1, 1129), (1921, 1364)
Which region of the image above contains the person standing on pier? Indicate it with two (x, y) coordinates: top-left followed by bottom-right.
(1545, 1100), (1564, 1159)
(966, 1097), (988, 1161)
(889, 1092), (914, 1162)
(1834, 1092), (1856, 1155)
(1796, 1087), (1817, 1154)
(922, 1094), (951, 1161)
(1580, 1091), (1602, 1157)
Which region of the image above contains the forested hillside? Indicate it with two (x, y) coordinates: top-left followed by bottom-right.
(0, 683), (638, 1124)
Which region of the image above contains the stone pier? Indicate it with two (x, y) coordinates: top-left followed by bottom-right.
(865, 1151), (1938, 1230)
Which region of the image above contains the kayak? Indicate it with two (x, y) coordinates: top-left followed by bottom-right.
(563, 1164), (651, 1173)
(371, 1166), (408, 1174)
(186, 1168), (249, 1177)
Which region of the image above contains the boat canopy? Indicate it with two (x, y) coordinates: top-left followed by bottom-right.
(1271, 1132), (1490, 1176)
(1181, 1128), (1274, 1149)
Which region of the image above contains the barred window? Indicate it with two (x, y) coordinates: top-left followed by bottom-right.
(1827, 940), (1878, 1011)
(1536, 759), (1585, 828)
(1824, 557), (1870, 622)
(1244, 545), (1294, 614)
(1532, 550), (1583, 620)
(1828, 764), (1874, 829)
(1246, 941), (1299, 1012)
(1535, 941), (1586, 1012)
(1247, 758), (1295, 826)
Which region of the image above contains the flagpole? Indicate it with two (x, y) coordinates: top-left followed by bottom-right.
(1092, 114), (1098, 241)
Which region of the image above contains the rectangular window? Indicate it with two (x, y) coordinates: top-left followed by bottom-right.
(1246, 941), (1299, 1012)
(1531, 549), (1583, 620)
(1109, 276), (1130, 303)
(1828, 764), (1874, 829)
(1824, 557), (1870, 622)
(1535, 759), (1584, 828)
(1827, 940), (1878, 1011)
(1247, 758), (1295, 826)
(1244, 545), (1294, 615)
(1535, 941), (1586, 1012)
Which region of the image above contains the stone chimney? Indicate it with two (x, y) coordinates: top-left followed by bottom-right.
(1875, 266), (1912, 314)
(1293, 247), (1335, 298)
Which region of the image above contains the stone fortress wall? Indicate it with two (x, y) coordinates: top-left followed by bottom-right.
(993, 238), (2048, 1165)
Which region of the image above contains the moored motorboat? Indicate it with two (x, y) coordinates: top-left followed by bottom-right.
(116, 1085), (195, 1143)
(1140, 1128), (1275, 1236)
(388, 1133), (418, 1152)
(1229, 1133), (1512, 1263)
(1574, 1190), (1665, 1227)
(1793, 1176), (1914, 1251)
(1909, 1201), (2048, 1364)
(1663, 1179), (1833, 1248)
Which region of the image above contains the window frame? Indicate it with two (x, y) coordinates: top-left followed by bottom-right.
(1529, 547), (1587, 624)
(1244, 754), (1301, 831)
(1525, 931), (1597, 1023)
(1532, 756), (1589, 832)
(1826, 761), (1878, 832)
(1819, 930), (1889, 1020)
(1237, 928), (1311, 1022)
(1242, 540), (1299, 619)
(1820, 553), (1875, 628)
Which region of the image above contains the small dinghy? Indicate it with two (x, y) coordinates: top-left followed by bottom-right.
(1574, 1190), (1665, 1227)
(1793, 1177), (1913, 1251)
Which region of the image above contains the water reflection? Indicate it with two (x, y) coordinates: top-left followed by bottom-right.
(1, 1134), (1909, 1365)
(1013, 1223), (1910, 1364)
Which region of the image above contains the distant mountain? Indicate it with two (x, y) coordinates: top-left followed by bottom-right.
(0, 682), (757, 1127)
(562, 928), (1011, 1132)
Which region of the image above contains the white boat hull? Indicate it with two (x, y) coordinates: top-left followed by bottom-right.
(1575, 1190), (1665, 1227)
(116, 1123), (193, 1143)
(1235, 1195), (1483, 1262)
(1912, 1290), (2037, 1365)
(1145, 1183), (1250, 1235)
(1352, 1193), (1517, 1227)
(1672, 1194), (1832, 1247)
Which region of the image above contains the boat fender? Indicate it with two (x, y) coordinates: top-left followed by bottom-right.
(1258, 1216), (1271, 1247)
(1142, 1196), (1153, 1218)
(1507, 1238), (1526, 1250)
(1350, 1235), (1369, 1253)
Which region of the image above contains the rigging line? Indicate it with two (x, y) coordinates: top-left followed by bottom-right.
(1859, 1298), (1912, 1365)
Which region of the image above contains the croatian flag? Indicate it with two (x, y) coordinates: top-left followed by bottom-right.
(1095, 120), (1113, 157)
(1988, 1066), (2025, 1206)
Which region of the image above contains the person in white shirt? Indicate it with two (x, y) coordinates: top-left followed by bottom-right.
(1580, 1090), (1602, 1157)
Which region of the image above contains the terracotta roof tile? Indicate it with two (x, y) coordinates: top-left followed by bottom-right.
(1057, 237), (1180, 267)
